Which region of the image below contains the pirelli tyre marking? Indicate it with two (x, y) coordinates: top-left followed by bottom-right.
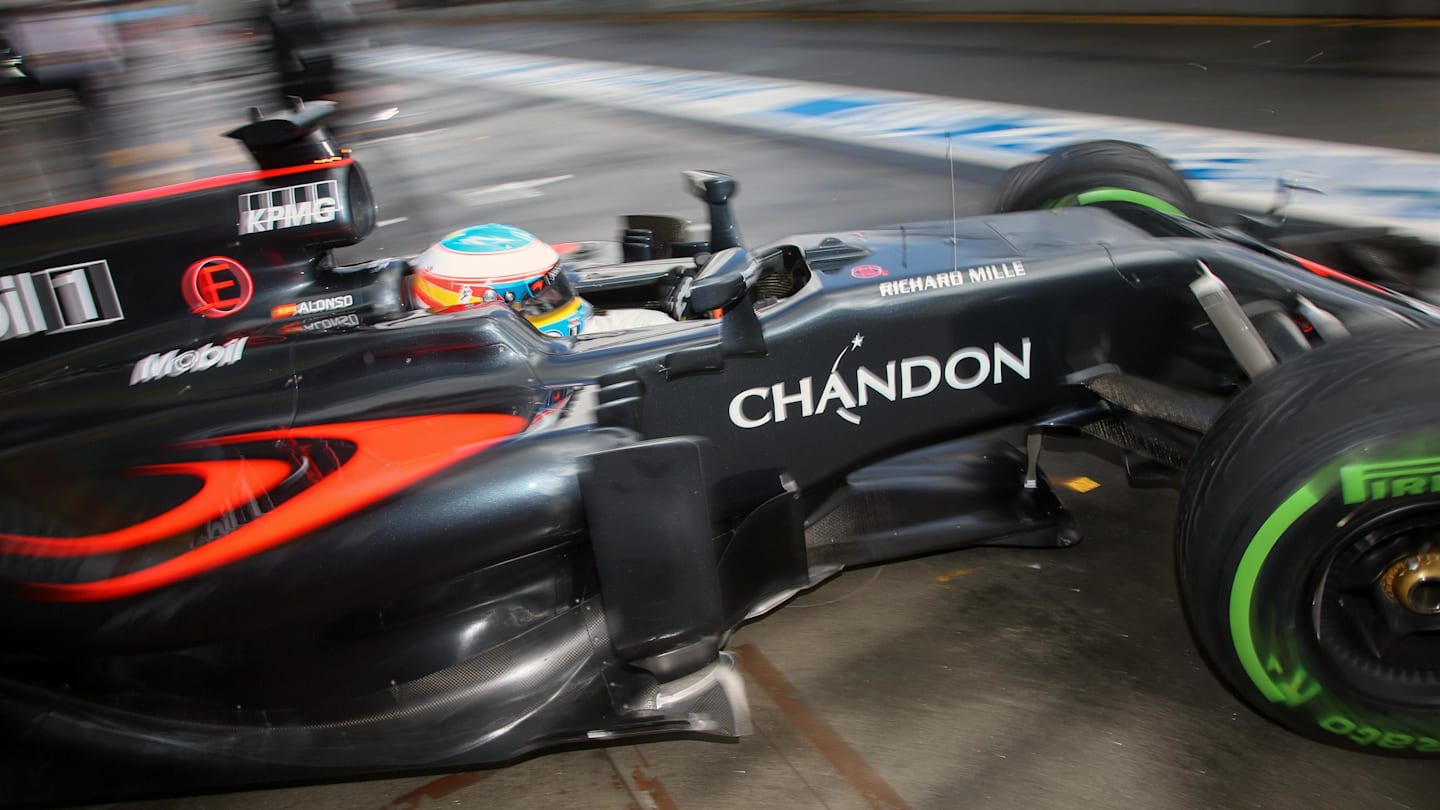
(1230, 458), (1440, 750)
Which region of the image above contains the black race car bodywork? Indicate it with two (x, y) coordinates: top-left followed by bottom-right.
(1, 105), (1437, 806)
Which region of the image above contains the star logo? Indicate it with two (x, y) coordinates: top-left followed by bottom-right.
(831, 334), (867, 425)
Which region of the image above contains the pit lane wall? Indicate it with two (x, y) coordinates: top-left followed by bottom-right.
(408, 0), (1436, 19)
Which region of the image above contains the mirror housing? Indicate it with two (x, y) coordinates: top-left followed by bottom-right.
(684, 170), (735, 205)
(682, 170), (743, 252)
(680, 247), (759, 316)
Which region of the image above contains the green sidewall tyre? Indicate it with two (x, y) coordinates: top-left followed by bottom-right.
(1067, 188), (1188, 216)
(994, 140), (1207, 221)
(1179, 331), (1440, 756)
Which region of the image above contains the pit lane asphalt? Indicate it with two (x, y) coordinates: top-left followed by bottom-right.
(7, 17), (1437, 810)
(377, 19), (1440, 153)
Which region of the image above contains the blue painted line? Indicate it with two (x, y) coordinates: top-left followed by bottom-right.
(923, 122), (1021, 138)
(109, 4), (192, 23)
(781, 98), (881, 117)
(1183, 167), (1248, 181)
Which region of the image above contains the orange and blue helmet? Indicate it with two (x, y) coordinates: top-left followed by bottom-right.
(411, 224), (591, 338)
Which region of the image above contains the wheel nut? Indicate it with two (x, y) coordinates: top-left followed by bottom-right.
(1384, 553), (1440, 615)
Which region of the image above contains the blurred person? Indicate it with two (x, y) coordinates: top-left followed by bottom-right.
(4, 1), (123, 109)
(0, 3), (127, 200)
(263, 0), (350, 99)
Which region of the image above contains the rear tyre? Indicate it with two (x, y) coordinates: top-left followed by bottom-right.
(1179, 331), (1440, 756)
(994, 140), (1207, 221)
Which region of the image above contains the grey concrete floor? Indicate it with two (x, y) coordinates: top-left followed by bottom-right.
(4, 16), (1440, 810)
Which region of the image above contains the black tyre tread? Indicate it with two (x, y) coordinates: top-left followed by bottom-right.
(1177, 330), (1440, 750)
(993, 140), (1207, 221)
(1179, 332), (1440, 597)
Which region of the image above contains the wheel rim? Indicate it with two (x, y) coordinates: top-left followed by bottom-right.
(1314, 507), (1440, 707)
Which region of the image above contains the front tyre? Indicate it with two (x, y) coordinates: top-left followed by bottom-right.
(1179, 331), (1440, 756)
(993, 140), (1207, 221)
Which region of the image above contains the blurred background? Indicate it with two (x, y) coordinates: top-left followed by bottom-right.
(2, 0), (1437, 262)
(3, 2), (1439, 808)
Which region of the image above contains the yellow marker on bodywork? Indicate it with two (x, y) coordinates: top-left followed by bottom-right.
(1058, 476), (1102, 493)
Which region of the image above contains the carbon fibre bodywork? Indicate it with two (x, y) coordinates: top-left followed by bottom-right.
(2, 109), (1438, 806)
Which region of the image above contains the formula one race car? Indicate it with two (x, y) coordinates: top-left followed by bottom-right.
(4, 103), (1440, 807)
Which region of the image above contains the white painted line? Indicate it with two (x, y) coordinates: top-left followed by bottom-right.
(357, 127), (450, 146)
(376, 217), (409, 227)
(452, 174), (575, 206)
(344, 45), (1440, 241)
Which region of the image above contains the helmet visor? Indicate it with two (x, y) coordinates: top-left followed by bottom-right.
(515, 264), (578, 318)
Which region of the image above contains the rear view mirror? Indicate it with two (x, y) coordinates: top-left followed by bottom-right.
(684, 247), (759, 315)
(681, 171), (742, 252)
(683, 170), (736, 205)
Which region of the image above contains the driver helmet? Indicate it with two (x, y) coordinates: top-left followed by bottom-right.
(411, 223), (591, 338)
